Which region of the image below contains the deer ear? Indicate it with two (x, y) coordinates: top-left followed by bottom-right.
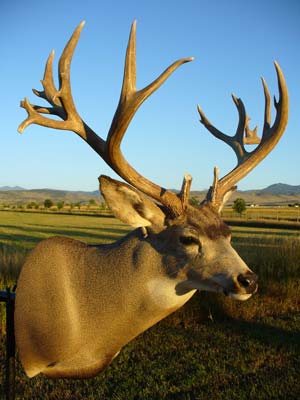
(99, 175), (165, 228)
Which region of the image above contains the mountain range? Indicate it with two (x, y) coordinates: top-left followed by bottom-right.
(0, 183), (299, 206)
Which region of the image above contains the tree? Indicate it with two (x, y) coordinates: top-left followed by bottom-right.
(44, 199), (53, 209)
(233, 198), (246, 217)
(57, 201), (65, 210)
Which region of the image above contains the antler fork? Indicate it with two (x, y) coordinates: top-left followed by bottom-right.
(18, 21), (194, 217)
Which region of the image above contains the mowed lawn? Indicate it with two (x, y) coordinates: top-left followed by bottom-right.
(0, 210), (300, 399)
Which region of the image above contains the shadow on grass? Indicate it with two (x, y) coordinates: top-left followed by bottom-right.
(26, 221), (128, 229)
(217, 315), (300, 352)
(0, 233), (40, 247)
(166, 291), (300, 352)
(0, 225), (131, 246)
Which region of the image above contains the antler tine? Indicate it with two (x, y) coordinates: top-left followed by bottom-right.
(32, 50), (62, 108)
(201, 62), (288, 209)
(197, 104), (231, 145)
(261, 77), (271, 135)
(197, 94), (248, 164)
(105, 20), (194, 215)
(231, 95), (247, 144)
(54, 21), (85, 126)
(178, 174), (193, 209)
(18, 21), (194, 217)
(269, 62), (288, 137)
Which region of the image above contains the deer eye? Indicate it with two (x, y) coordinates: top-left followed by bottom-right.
(179, 236), (199, 246)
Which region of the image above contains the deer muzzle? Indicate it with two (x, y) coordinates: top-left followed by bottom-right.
(222, 271), (258, 301)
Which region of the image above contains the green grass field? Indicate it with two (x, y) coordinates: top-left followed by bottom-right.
(0, 211), (300, 399)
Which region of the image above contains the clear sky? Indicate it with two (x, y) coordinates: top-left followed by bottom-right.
(1, 0), (299, 192)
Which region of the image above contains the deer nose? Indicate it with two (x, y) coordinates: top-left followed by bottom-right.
(237, 272), (258, 293)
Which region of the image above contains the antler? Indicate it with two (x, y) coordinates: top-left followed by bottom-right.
(197, 62), (288, 210)
(18, 21), (193, 217)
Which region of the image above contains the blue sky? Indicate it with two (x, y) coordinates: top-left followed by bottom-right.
(1, 0), (299, 191)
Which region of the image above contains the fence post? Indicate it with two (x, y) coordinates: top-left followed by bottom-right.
(0, 288), (16, 400)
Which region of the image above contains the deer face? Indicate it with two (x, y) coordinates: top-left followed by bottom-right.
(157, 204), (257, 300)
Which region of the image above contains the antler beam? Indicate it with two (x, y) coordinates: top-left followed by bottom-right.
(18, 21), (194, 216)
(198, 62), (288, 209)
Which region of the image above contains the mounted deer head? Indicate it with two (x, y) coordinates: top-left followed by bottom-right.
(15, 21), (288, 379)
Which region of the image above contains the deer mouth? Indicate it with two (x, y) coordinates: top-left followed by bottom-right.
(194, 273), (258, 300)
(223, 290), (253, 301)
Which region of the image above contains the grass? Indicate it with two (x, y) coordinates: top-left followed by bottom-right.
(0, 211), (300, 399)
(0, 210), (129, 247)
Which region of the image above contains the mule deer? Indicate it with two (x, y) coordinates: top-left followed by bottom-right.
(15, 21), (288, 379)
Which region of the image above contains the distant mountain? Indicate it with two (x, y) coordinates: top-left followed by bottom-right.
(0, 183), (299, 206)
(0, 186), (25, 191)
(27, 188), (100, 197)
(0, 188), (101, 205)
(177, 183), (300, 206)
(260, 183), (300, 195)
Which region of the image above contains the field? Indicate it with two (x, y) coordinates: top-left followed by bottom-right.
(0, 211), (300, 399)
(221, 206), (300, 222)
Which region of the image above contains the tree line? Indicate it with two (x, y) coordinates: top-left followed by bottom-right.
(1, 199), (109, 212)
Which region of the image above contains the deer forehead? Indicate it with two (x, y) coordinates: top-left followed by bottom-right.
(147, 277), (196, 309)
(166, 204), (231, 240)
(187, 206), (231, 238)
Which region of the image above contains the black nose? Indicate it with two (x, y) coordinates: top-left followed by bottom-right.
(237, 273), (258, 292)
